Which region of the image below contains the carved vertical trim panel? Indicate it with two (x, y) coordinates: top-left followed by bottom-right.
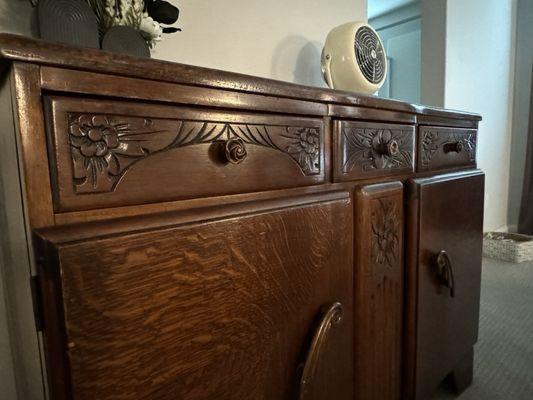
(354, 181), (404, 400)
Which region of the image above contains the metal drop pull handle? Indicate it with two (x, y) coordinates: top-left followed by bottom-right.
(298, 302), (344, 400)
(435, 250), (455, 298)
(443, 141), (463, 154)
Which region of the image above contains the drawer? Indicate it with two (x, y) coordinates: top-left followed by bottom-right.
(44, 96), (326, 212)
(418, 126), (476, 171)
(333, 121), (415, 182)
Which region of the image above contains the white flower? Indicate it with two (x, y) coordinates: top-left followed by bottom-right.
(140, 14), (163, 42)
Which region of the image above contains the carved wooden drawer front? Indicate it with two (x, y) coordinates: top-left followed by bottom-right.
(333, 121), (415, 182)
(418, 126), (477, 172)
(44, 96), (325, 212)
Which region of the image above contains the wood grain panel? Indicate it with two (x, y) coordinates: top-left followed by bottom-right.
(34, 193), (354, 400)
(418, 126), (477, 172)
(44, 96), (326, 212)
(354, 181), (404, 400)
(334, 121), (415, 182)
(405, 171), (484, 400)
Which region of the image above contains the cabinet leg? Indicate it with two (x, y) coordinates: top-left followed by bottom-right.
(447, 347), (474, 395)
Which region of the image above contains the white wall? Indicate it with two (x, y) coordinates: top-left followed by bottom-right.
(445, 0), (516, 231)
(0, 0), (36, 36)
(370, 2), (422, 103)
(152, 0), (367, 86)
(420, 0), (446, 107)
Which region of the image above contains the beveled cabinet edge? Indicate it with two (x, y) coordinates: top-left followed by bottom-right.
(40, 66), (328, 117)
(34, 190), (351, 246)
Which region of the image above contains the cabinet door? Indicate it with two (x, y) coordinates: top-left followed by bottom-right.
(405, 171), (484, 400)
(33, 192), (353, 400)
(354, 182), (404, 400)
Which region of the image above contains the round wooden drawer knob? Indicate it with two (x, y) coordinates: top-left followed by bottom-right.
(386, 139), (399, 156)
(224, 138), (248, 164)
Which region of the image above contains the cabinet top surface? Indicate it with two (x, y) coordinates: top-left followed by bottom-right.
(0, 33), (480, 121)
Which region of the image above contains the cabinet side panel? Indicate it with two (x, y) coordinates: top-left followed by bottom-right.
(354, 182), (404, 400)
(0, 65), (46, 400)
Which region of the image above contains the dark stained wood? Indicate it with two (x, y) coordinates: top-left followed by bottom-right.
(447, 347), (474, 395)
(418, 126), (477, 172)
(334, 121), (415, 182)
(52, 184), (349, 225)
(34, 192), (354, 400)
(405, 171), (484, 400)
(354, 181), (404, 400)
(0, 33), (486, 400)
(0, 33), (481, 121)
(328, 104), (416, 123)
(10, 62), (55, 228)
(416, 114), (479, 129)
(44, 96), (326, 212)
(40, 66), (328, 116)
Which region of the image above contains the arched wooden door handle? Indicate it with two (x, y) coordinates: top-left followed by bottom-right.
(435, 250), (455, 297)
(298, 302), (344, 400)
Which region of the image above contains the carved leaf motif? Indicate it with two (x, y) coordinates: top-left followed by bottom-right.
(343, 128), (412, 173)
(421, 131), (441, 166)
(370, 198), (400, 269)
(68, 113), (321, 194)
(453, 133), (476, 161)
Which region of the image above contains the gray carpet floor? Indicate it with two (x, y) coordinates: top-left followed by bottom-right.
(431, 257), (533, 399)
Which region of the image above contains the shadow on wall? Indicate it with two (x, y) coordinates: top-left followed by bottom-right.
(271, 35), (326, 87)
(0, 0), (38, 37)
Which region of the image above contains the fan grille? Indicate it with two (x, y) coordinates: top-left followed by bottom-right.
(354, 26), (385, 84)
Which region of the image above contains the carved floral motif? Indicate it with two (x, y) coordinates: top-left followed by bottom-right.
(370, 198), (400, 269)
(342, 128), (413, 173)
(67, 113), (321, 194)
(283, 127), (320, 175)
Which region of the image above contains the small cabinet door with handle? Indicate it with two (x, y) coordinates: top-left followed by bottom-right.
(33, 192), (354, 400)
(405, 171), (484, 400)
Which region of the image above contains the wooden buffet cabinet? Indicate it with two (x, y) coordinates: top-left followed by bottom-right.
(0, 34), (483, 400)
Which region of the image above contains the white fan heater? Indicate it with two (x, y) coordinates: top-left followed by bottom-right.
(322, 22), (387, 94)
